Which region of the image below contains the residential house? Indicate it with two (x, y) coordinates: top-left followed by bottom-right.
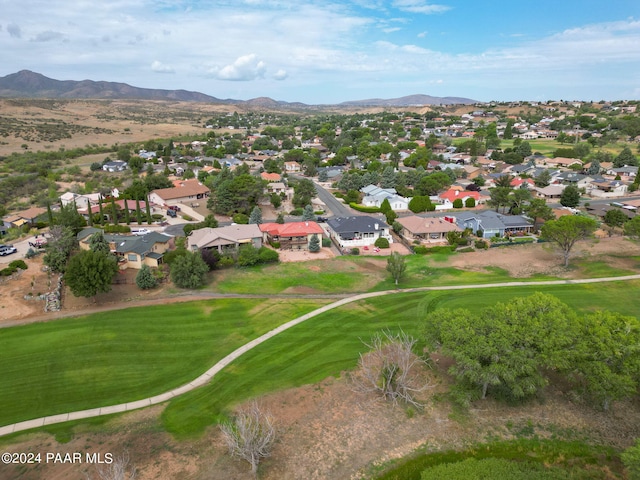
(259, 221), (324, 250)
(266, 182), (289, 197)
(360, 185), (410, 211)
(60, 192), (91, 210)
(396, 215), (461, 244)
(534, 184), (566, 200)
(187, 224), (262, 254)
(436, 188), (484, 210)
(148, 179), (210, 206)
(2, 206), (47, 229)
(284, 161), (301, 173)
(607, 166), (638, 182)
(77, 228), (171, 270)
(588, 180), (628, 198)
(544, 157), (583, 169)
(556, 172), (593, 189)
(260, 172), (282, 182)
(454, 210), (533, 238)
(102, 160), (128, 172)
(326, 216), (392, 248)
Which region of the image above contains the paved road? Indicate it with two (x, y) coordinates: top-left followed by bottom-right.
(2, 273), (640, 438)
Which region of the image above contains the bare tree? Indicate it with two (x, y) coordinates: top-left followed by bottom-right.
(351, 330), (431, 408)
(86, 451), (136, 480)
(220, 401), (277, 475)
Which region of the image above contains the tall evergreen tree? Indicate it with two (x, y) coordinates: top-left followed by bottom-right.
(145, 196), (152, 225)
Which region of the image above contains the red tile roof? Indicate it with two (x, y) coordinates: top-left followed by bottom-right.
(259, 221), (323, 237)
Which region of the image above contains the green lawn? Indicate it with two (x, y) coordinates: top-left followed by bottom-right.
(161, 281), (640, 437)
(0, 298), (327, 428)
(2, 279), (640, 439)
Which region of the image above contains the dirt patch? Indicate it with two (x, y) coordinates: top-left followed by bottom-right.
(448, 236), (640, 278)
(277, 248), (335, 263)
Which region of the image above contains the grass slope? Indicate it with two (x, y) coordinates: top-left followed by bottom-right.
(0, 298), (327, 428)
(161, 281), (640, 437)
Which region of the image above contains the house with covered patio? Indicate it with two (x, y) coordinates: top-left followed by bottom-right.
(187, 224), (262, 254)
(396, 215), (462, 244)
(259, 221), (324, 250)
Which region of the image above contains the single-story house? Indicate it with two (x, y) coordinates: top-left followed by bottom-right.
(436, 188), (484, 210)
(148, 179), (210, 206)
(77, 228), (171, 269)
(187, 224), (262, 254)
(102, 160), (128, 172)
(454, 210), (533, 238)
(534, 184), (566, 200)
(259, 221), (324, 250)
(588, 180), (629, 197)
(3, 206), (47, 229)
(284, 161), (301, 173)
(543, 157), (583, 168)
(396, 215), (462, 244)
(360, 185), (409, 211)
(326, 216), (392, 248)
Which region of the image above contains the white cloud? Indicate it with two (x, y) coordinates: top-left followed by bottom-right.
(383, 27), (401, 33)
(213, 54), (267, 81)
(417, 30), (428, 38)
(392, 0), (450, 14)
(7, 23), (21, 38)
(151, 60), (175, 73)
(273, 69), (288, 80)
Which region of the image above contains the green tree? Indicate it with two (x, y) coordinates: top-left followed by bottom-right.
(292, 179), (316, 208)
(237, 244), (260, 267)
(276, 212), (285, 224)
(43, 226), (76, 273)
(614, 146), (638, 168)
(622, 439), (640, 480)
(525, 198), (554, 231)
(603, 209), (628, 234)
(380, 166), (397, 188)
(88, 231), (110, 254)
(569, 311), (640, 410)
(452, 198), (463, 208)
(560, 184), (581, 207)
(135, 264), (158, 289)
(386, 252), (406, 286)
(425, 293), (576, 402)
(534, 169), (552, 188)
(270, 193), (281, 209)
(249, 206), (263, 225)
(135, 198), (142, 225)
(170, 251), (209, 288)
(308, 234), (320, 253)
(541, 215), (597, 267)
(145, 196), (152, 225)
(624, 216), (640, 240)
(464, 197), (476, 208)
(302, 204), (315, 221)
(55, 203), (86, 233)
(64, 249), (118, 299)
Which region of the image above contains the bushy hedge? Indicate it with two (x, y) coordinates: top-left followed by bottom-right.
(349, 203), (381, 213)
(9, 259), (28, 270)
(103, 224), (131, 233)
(374, 237), (390, 248)
(413, 245), (455, 255)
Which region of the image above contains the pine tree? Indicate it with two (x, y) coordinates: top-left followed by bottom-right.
(98, 195), (105, 225)
(249, 206), (263, 225)
(136, 264), (158, 289)
(145, 196), (152, 225)
(302, 204), (315, 221)
(135, 198), (142, 225)
(308, 234), (320, 253)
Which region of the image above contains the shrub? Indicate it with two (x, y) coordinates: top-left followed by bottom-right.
(25, 248), (39, 259)
(457, 247), (474, 253)
(351, 248), (360, 255)
(322, 238), (332, 247)
(200, 248), (221, 270)
(9, 259), (28, 270)
(453, 198), (463, 208)
(258, 247), (279, 264)
(374, 237), (390, 248)
(237, 244), (260, 267)
(218, 256), (235, 268)
(455, 238), (470, 247)
(103, 224), (131, 233)
(475, 239), (489, 249)
(135, 265), (158, 289)
(413, 245), (428, 255)
(270, 240), (281, 249)
(289, 208), (304, 216)
(349, 203), (381, 213)
(170, 251), (208, 288)
(181, 214), (193, 221)
(465, 197), (476, 208)
(1, 267), (16, 276)
(151, 213), (164, 220)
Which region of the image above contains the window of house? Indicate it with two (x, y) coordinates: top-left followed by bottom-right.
(127, 254), (137, 261)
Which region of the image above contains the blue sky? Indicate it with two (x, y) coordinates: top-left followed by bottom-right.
(2, 0), (639, 104)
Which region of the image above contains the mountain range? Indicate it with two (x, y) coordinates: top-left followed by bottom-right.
(0, 70), (476, 107)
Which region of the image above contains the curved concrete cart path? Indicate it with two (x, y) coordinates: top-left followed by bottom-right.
(2, 274), (640, 438)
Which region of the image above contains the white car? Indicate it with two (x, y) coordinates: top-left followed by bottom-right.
(131, 228), (150, 236)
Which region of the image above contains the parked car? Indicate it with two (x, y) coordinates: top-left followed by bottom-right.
(316, 216), (328, 222)
(131, 228), (150, 236)
(166, 209), (177, 218)
(0, 245), (17, 256)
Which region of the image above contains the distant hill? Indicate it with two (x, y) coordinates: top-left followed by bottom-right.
(0, 70), (224, 103)
(0, 70), (477, 106)
(339, 94), (476, 106)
